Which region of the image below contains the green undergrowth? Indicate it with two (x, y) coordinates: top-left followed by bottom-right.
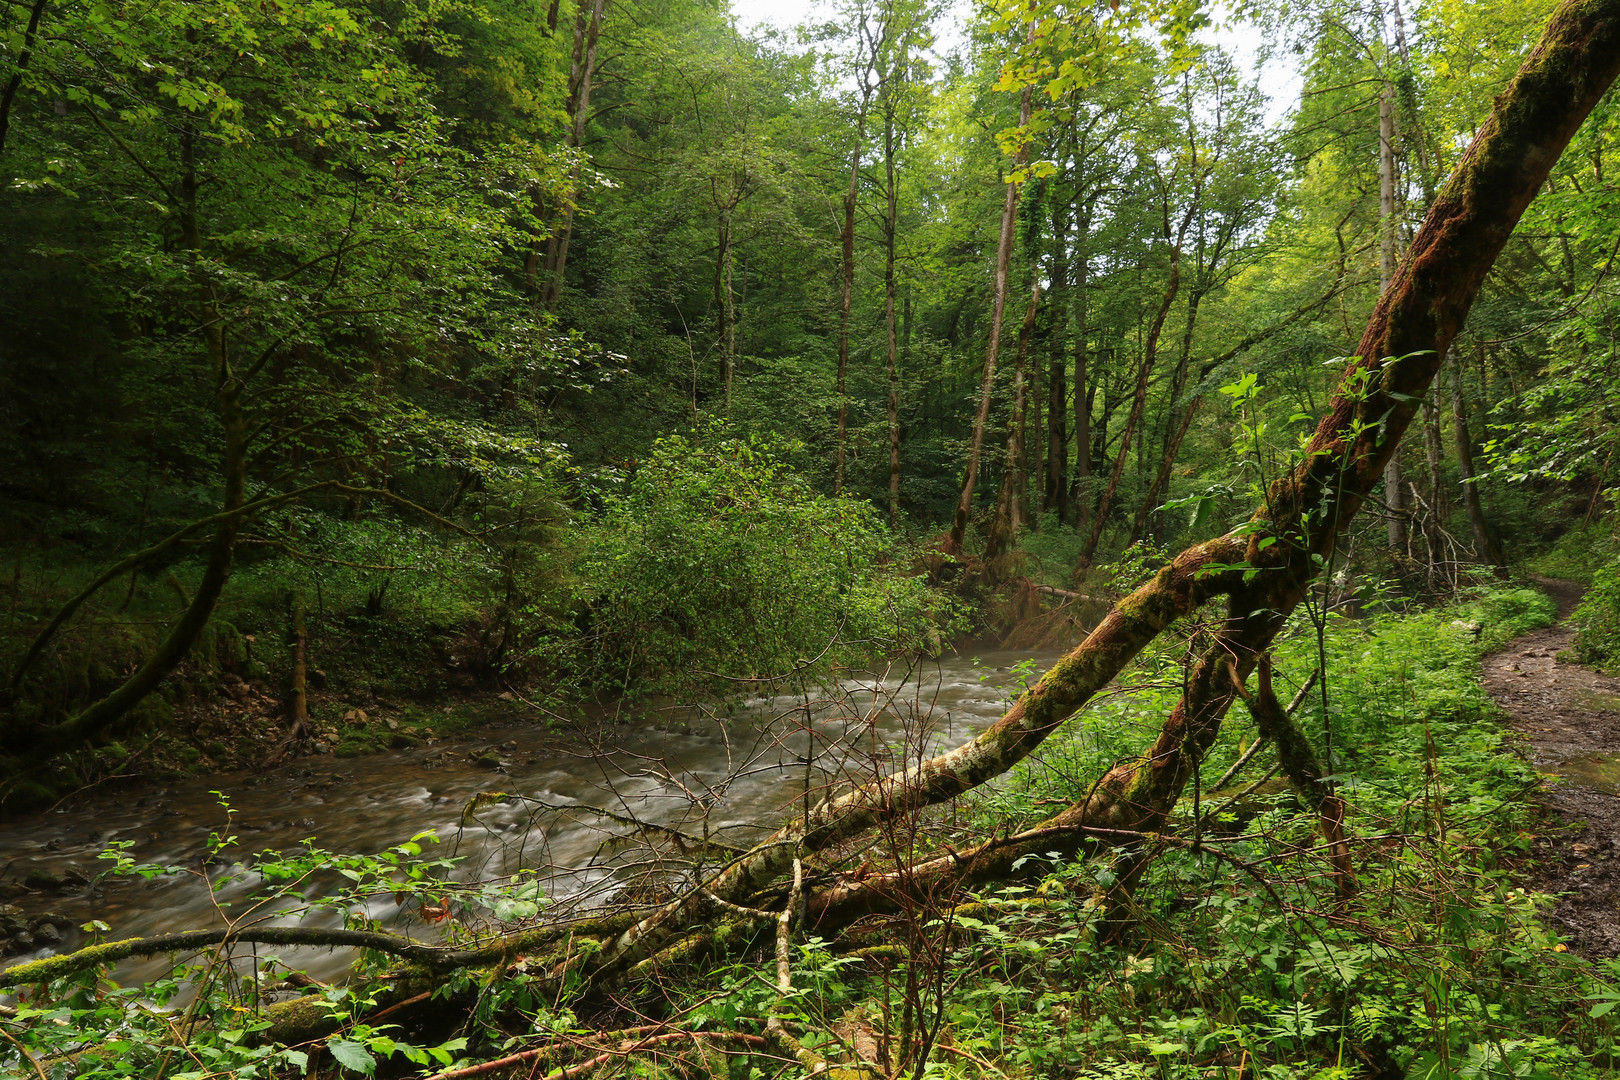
(1575, 558), (1620, 672)
(675, 584), (1602, 1079)
(5, 585), (1610, 1080)
(1520, 518), (1620, 586)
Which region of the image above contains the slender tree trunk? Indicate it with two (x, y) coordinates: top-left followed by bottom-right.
(523, 189), (546, 304)
(1380, 82), (1409, 553)
(287, 592), (311, 739)
(714, 209), (735, 410)
(541, 0), (608, 312)
(836, 83), (874, 493)
(1073, 222), (1092, 533)
(1129, 288), (1206, 542)
(1423, 382), (1447, 519)
(1045, 193), (1072, 522)
(1133, 399), (1203, 542)
(1080, 238), (1187, 566)
(987, 277), (1041, 563)
(1029, 333), (1044, 518)
(1420, 380), (1448, 585)
(1454, 343), (1509, 575)
(885, 112), (902, 528)
(946, 84), (1033, 555)
(0, 0), (48, 159)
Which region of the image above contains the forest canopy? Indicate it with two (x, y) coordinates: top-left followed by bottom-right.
(2, 0), (1618, 793)
(0, 0), (1616, 795)
(7, 0), (1620, 1077)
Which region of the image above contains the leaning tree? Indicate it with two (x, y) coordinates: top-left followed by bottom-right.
(7, 0), (1620, 1055)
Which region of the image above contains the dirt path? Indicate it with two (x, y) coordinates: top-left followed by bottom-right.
(1483, 577), (1620, 954)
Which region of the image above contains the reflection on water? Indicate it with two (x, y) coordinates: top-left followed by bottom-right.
(0, 649), (1060, 984)
(1541, 753), (1620, 794)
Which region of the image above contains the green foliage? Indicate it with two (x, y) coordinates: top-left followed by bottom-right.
(672, 588), (1612, 1079)
(565, 430), (955, 698)
(1522, 519), (1620, 585)
(10, 799), (482, 1077)
(1575, 558), (1620, 672)
(1455, 585), (1559, 652)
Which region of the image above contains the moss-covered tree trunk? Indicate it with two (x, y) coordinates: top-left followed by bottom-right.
(561, 0), (1620, 990)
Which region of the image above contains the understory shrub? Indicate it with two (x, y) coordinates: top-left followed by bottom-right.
(560, 431), (955, 699)
(5, 585), (1612, 1080)
(1575, 558), (1620, 671)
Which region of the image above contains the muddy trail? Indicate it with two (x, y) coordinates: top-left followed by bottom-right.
(1484, 577), (1620, 954)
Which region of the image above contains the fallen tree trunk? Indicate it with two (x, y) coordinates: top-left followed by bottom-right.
(564, 0), (1620, 992)
(10, 0), (1618, 1029)
(0, 914), (647, 990)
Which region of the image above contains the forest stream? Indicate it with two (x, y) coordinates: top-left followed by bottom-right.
(0, 647), (1062, 987)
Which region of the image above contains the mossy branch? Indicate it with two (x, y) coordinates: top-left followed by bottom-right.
(0, 913), (640, 990)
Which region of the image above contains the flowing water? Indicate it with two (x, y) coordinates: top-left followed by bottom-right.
(0, 648), (1063, 986)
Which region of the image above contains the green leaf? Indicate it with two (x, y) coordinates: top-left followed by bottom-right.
(327, 1038), (377, 1074)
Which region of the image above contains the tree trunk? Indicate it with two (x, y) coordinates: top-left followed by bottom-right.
(1128, 287), (1205, 543)
(946, 83), (1033, 555)
(1072, 224), (1092, 533)
(287, 592), (312, 740)
(1379, 82), (1409, 554)
(1454, 343), (1509, 575)
(1029, 329), (1044, 518)
(836, 68), (876, 493)
(1421, 380), (1449, 585)
(541, 0), (608, 312)
(885, 109), (902, 528)
(1423, 385), (1447, 523)
(1045, 189), (1072, 522)
(562, 0), (1620, 987)
(986, 277), (1041, 563)
(715, 209), (735, 410)
(0, 0), (49, 159)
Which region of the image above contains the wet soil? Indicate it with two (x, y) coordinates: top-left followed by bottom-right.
(1483, 577), (1620, 955)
